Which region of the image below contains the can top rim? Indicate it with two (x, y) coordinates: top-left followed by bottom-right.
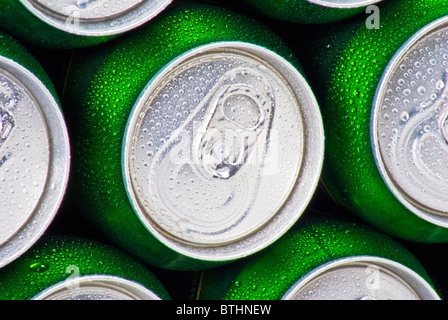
(122, 41), (324, 262)
(282, 256), (440, 300)
(0, 56), (70, 269)
(32, 275), (162, 300)
(20, 0), (172, 37)
(372, 16), (448, 227)
(307, 0), (383, 9)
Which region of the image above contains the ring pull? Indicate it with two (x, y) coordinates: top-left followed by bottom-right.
(0, 81), (16, 167)
(193, 67), (274, 181)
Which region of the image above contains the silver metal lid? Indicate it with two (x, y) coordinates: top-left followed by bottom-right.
(33, 275), (161, 300)
(22, 0), (172, 36)
(0, 56), (70, 269)
(307, 0), (382, 9)
(123, 42), (324, 261)
(283, 256), (440, 300)
(372, 17), (448, 227)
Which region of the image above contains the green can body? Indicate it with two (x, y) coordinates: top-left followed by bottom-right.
(0, 235), (171, 300)
(64, 1), (307, 271)
(213, 0), (381, 24)
(306, 0), (448, 242)
(196, 212), (438, 300)
(0, 30), (58, 99)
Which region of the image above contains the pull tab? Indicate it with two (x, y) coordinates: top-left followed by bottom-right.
(143, 65), (276, 244)
(193, 67), (273, 180)
(431, 71), (448, 145)
(0, 107), (14, 145)
(397, 72), (448, 171)
(439, 101), (448, 145)
(0, 82), (16, 167)
(390, 70), (448, 214)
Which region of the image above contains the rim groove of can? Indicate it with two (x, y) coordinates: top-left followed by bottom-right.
(32, 275), (161, 300)
(21, 0), (172, 36)
(122, 42), (324, 262)
(307, 0), (383, 9)
(0, 56), (70, 269)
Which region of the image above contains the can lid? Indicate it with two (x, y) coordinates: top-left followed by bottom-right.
(307, 0), (382, 9)
(283, 256), (440, 300)
(0, 56), (70, 269)
(22, 0), (172, 36)
(33, 275), (161, 300)
(372, 17), (448, 227)
(123, 42), (324, 261)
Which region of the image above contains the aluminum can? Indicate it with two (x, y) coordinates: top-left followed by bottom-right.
(0, 31), (70, 270)
(0, 235), (170, 300)
(64, 1), (324, 271)
(0, 0), (172, 49)
(306, 0), (448, 242)
(195, 212), (440, 300)
(212, 0), (384, 24)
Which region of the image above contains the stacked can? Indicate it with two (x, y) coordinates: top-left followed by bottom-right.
(0, 31), (70, 270)
(196, 212), (441, 300)
(64, 0), (324, 271)
(0, 235), (170, 300)
(0, 0), (173, 48)
(306, 0), (448, 242)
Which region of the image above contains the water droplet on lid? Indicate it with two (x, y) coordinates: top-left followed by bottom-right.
(400, 111), (410, 122)
(417, 86), (427, 95)
(77, 0), (90, 9)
